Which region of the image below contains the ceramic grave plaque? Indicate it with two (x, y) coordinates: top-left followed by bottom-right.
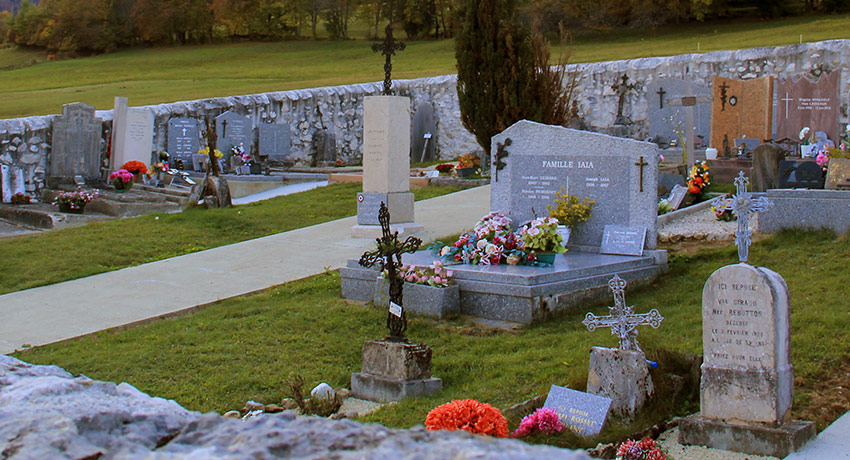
(216, 111), (252, 157)
(776, 71), (841, 144)
(50, 102), (102, 183)
(668, 184), (688, 211)
(491, 120), (658, 248)
(259, 124), (291, 162)
(543, 384), (611, 436)
(710, 76), (773, 157)
(599, 225), (647, 256)
(168, 118), (201, 167)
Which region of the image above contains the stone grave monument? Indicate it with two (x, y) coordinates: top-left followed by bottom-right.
(49, 102), (103, 186)
(259, 123), (291, 165)
(710, 76), (773, 158)
(609, 74), (637, 137)
(0, 165), (11, 202)
(646, 75), (711, 158)
(775, 70), (841, 144)
(410, 100), (436, 163)
(110, 97), (154, 173)
(167, 118), (201, 170)
(215, 111), (252, 161)
(351, 203), (442, 403)
(679, 172), (815, 457)
(582, 274), (664, 421)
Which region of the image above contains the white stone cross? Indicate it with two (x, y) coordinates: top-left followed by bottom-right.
(582, 275), (664, 353)
(711, 171), (773, 264)
(781, 92), (793, 118)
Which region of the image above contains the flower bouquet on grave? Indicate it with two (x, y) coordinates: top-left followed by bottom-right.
(548, 187), (594, 247)
(511, 408), (564, 438)
(432, 211), (529, 266)
(435, 163), (455, 175)
(109, 169), (134, 192)
(390, 261), (454, 288)
(121, 161), (148, 182)
(425, 399), (509, 437)
(11, 192), (32, 205)
(55, 189), (98, 212)
(710, 202), (735, 222)
(519, 217), (567, 264)
(686, 161), (711, 201)
(615, 437), (668, 460)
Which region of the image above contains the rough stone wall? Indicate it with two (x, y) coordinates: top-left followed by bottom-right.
(0, 355), (591, 459)
(0, 40), (847, 188)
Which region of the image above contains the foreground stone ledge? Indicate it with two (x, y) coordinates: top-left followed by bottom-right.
(678, 414), (816, 458)
(0, 355), (590, 459)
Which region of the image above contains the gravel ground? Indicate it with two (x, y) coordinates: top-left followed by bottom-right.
(658, 206), (759, 243)
(657, 426), (779, 460)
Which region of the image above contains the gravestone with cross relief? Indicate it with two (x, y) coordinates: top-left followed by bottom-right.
(583, 274), (663, 421)
(646, 77), (711, 152)
(215, 111), (252, 161)
(168, 118), (201, 168)
(775, 71), (841, 145)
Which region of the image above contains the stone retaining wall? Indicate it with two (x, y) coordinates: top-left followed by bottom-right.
(1, 40), (847, 191)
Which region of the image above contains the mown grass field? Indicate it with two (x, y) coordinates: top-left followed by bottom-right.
(1, 14), (848, 118)
(13, 229), (850, 449)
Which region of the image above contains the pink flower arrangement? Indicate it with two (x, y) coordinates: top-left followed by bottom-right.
(511, 408), (564, 437)
(394, 261), (453, 287)
(616, 438), (667, 460)
(816, 149), (830, 171)
(109, 169), (134, 184)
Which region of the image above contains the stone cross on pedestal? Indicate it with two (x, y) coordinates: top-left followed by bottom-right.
(359, 202), (422, 341)
(582, 275), (664, 353)
(371, 20), (405, 95)
(710, 171), (773, 264)
(611, 74), (637, 124)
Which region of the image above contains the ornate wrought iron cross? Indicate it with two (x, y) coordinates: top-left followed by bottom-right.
(372, 20), (405, 95)
(710, 171), (773, 264)
(582, 275), (664, 353)
(611, 74), (637, 122)
(359, 202), (422, 342)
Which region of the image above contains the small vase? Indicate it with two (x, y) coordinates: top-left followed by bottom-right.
(557, 225), (571, 248)
(535, 252), (556, 265)
(58, 202), (85, 214)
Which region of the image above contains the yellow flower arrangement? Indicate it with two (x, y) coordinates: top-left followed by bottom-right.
(548, 187), (594, 226)
(198, 146), (223, 158)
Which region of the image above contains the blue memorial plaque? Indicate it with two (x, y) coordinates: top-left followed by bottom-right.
(600, 225), (647, 256)
(543, 385), (611, 436)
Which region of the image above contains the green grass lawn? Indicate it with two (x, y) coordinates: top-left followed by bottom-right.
(1, 14), (848, 118)
(0, 182), (462, 295)
(13, 229), (850, 448)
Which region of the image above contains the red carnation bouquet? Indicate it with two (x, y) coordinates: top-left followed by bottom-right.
(425, 399), (509, 437)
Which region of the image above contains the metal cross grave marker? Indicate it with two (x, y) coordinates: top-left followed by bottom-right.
(582, 275), (664, 353)
(359, 202), (422, 342)
(371, 20), (405, 95)
(710, 171), (773, 264)
(634, 156), (648, 192)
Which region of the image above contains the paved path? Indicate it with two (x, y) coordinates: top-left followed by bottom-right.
(0, 185), (491, 354)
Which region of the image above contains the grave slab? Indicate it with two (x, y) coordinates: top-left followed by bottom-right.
(259, 124), (291, 163)
(216, 111), (252, 157)
(646, 78), (711, 143)
(759, 189), (850, 234)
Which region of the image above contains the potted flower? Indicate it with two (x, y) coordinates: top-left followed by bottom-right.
(55, 189), (99, 214)
(109, 169), (134, 192)
(121, 161), (148, 182)
(686, 161), (711, 203)
(374, 261), (459, 319)
(11, 192), (32, 205)
(799, 127), (816, 158)
(547, 187), (594, 247)
(455, 154), (480, 178)
(150, 161), (170, 187)
(519, 216), (566, 264)
(435, 163), (455, 176)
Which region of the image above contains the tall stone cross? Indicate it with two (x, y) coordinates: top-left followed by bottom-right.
(611, 74), (637, 123)
(582, 275), (664, 353)
(372, 20), (406, 95)
(710, 171), (773, 264)
(359, 202), (422, 342)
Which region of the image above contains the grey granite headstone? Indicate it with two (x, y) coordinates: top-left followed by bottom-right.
(168, 118), (201, 168)
(646, 78), (711, 143)
(259, 124), (291, 162)
(599, 225), (646, 256)
(778, 160), (823, 189)
(50, 102), (102, 184)
(216, 111), (252, 157)
(543, 384), (611, 437)
(491, 120), (658, 249)
(411, 101), (436, 163)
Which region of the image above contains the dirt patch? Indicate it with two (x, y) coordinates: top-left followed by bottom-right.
(795, 360), (850, 430)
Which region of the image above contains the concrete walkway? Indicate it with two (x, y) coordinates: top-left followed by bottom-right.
(0, 185), (491, 354)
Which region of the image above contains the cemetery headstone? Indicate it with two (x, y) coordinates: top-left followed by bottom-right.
(0, 165), (10, 203)
(710, 76), (773, 158)
(259, 124), (291, 164)
(658, 173), (685, 197)
(778, 160), (824, 189)
(543, 385), (611, 437)
(599, 225), (647, 256)
(491, 120), (658, 248)
(411, 101), (436, 162)
(311, 129), (336, 167)
(215, 111), (252, 159)
(353, 96), (423, 237)
(167, 118), (201, 169)
(751, 143), (786, 192)
(9, 167), (25, 197)
(678, 262), (816, 457)
(775, 70), (841, 144)
(825, 158), (850, 190)
(49, 102), (103, 185)
(646, 78), (711, 148)
(110, 97), (154, 171)
(667, 184), (688, 211)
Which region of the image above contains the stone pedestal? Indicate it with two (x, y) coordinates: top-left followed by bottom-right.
(351, 340), (442, 403)
(353, 96), (421, 238)
(679, 263), (815, 457)
(586, 347), (653, 422)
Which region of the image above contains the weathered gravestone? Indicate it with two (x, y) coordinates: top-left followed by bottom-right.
(775, 70), (841, 145)
(825, 159), (850, 190)
(352, 96), (423, 238)
(0, 165), (10, 203)
(311, 129), (336, 167)
(491, 120), (658, 248)
(778, 160), (824, 189)
(110, 97), (154, 172)
(667, 184), (688, 211)
(543, 385), (612, 437)
(646, 78), (711, 146)
(710, 76), (773, 158)
(751, 143), (786, 192)
(215, 111), (252, 159)
(678, 262), (816, 457)
(167, 118), (201, 169)
(410, 101), (436, 163)
(259, 124), (291, 164)
(49, 102), (103, 185)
